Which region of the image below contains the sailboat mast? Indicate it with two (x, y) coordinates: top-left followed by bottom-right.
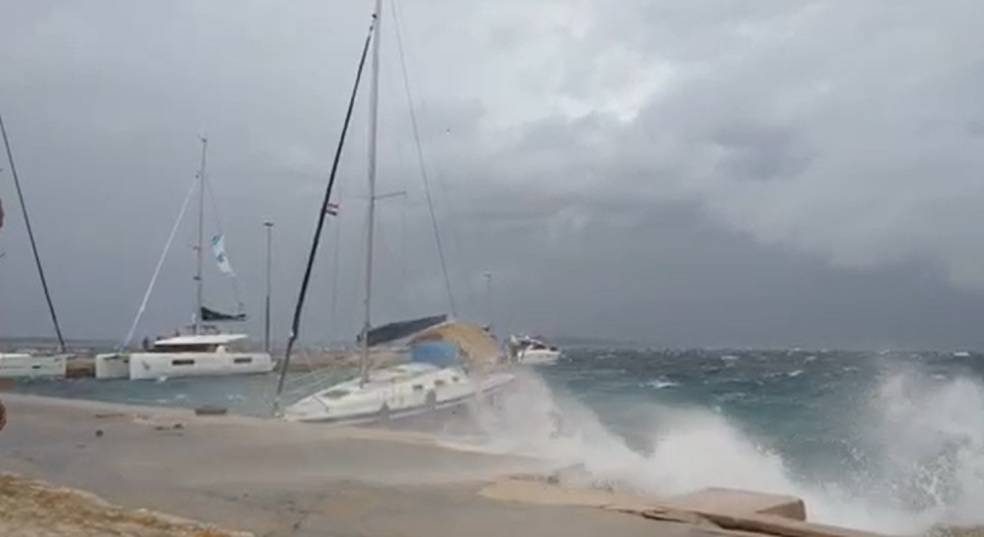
(360, 0), (382, 385)
(194, 136), (208, 335)
(0, 114), (66, 352)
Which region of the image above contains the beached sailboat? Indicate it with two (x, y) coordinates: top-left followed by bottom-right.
(95, 138), (272, 380)
(0, 114), (70, 378)
(284, 318), (514, 423)
(274, 0), (513, 423)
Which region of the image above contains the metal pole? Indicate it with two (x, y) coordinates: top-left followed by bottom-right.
(264, 221), (273, 353)
(483, 271), (493, 335)
(360, 0), (382, 386)
(194, 137), (208, 335)
(0, 114), (66, 352)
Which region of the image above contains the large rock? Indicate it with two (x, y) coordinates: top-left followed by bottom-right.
(664, 487), (807, 521)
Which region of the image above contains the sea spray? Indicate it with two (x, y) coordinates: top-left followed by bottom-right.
(859, 370), (984, 528)
(468, 367), (984, 534)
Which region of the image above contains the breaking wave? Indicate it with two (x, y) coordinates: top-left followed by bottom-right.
(469, 368), (984, 535)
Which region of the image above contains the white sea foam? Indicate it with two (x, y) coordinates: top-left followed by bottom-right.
(642, 378), (679, 390)
(468, 369), (984, 535)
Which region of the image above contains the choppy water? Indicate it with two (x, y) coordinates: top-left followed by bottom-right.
(13, 347), (984, 534)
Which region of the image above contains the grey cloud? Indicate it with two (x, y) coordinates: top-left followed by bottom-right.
(3, 1), (984, 350)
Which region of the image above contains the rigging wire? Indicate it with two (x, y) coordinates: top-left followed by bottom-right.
(389, 0), (457, 317)
(119, 174), (199, 350)
(327, 188), (343, 344)
(202, 172), (245, 312)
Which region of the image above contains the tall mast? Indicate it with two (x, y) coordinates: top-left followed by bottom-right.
(0, 114), (66, 352)
(194, 136), (208, 335)
(272, 9), (379, 414)
(360, 0), (382, 385)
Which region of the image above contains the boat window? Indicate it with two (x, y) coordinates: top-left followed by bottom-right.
(233, 357), (252, 364)
(154, 344), (216, 353)
(172, 359), (195, 366)
(412, 384), (424, 391)
(434, 379), (446, 387)
(452, 376), (459, 382)
(322, 389), (349, 399)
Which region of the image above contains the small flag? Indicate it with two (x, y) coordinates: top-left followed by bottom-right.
(0, 197), (4, 232)
(210, 234), (236, 276)
(325, 202), (340, 216)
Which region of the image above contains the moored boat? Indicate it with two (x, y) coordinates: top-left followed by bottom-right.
(508, 335), (561, 365)
(98, 137), (271, 380)
(96, 333), (272, 380)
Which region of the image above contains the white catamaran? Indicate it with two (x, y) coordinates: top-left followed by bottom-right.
(95, 138), (272, 380)
(276, 0), (513, 424)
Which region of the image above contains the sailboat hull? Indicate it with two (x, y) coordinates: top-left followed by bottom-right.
(285, 364), (514, 424)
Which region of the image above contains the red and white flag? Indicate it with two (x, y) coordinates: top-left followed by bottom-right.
(325, 202), (340, 216)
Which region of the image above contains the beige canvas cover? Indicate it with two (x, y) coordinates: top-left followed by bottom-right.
(409, 322), (502, 370)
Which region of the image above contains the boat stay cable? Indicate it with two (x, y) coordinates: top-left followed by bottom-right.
(389, 0), (457, 318)
(119, 175), (199, 350)
(202, 172), (245, 313)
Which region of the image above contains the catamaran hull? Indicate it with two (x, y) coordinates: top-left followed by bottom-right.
(121, 352), (273, 380)
(0, 353), (67, 379)
(94, 353), (129, 379)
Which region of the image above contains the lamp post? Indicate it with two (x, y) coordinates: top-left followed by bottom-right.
(483, 271), (493, 335)
(263, 221), (274, 353)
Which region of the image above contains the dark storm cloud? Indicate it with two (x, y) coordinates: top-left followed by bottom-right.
(3, 0), (984, 349)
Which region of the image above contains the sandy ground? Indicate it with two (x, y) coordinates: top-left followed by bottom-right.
(0, 473), (249, 536)
(0, 394), (717, 537)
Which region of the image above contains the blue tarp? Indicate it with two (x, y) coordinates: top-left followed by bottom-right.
(410, 340), (458, 366)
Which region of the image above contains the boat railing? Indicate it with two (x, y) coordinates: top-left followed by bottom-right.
(281, 368), (354, 402)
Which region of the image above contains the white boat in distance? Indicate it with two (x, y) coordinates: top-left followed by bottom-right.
(508, 335), (561, 365)
(96, 333), (272, 380)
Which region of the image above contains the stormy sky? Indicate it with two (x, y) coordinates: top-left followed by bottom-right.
(3, 0), (984, 350)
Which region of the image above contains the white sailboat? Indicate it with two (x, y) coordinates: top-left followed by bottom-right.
(277, 1), (513, 424)
(96, 138), (273, 380)
(284, 317), (514, 423)
(0, 114), (70, 378)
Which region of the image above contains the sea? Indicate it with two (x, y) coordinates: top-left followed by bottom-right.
(11, 347), (984, 534)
